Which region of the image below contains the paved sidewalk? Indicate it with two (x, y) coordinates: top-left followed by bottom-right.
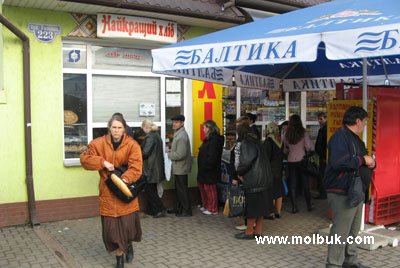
(1, 198), (399, 268)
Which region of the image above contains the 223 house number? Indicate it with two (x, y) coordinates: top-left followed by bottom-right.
(35, 30), (54, 41)
(28, 23), (60, 43)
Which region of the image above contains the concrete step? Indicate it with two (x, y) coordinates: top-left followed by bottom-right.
(364, 227), (400, 247)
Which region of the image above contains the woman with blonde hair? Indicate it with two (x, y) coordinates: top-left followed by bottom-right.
(263, 122), (285, 218)
(197, 120), (224, 215)
(141, 119), (166, 218)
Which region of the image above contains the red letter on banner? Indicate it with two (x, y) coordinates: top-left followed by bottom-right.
(198, 82), (216, 99)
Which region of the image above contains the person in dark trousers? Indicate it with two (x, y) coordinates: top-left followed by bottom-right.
(283, 114), (314, 213)
(140, 119), (166, 218)
(314, 112), (328, 199)
(166, 114), (193, 217)
(323, 106), (375, 268)
(263, 122), (285, 218)
(197, 120), (224, 215)
(229, 116), (250, 231)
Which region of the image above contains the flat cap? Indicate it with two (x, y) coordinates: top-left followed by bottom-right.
(171, 114), (185, 121)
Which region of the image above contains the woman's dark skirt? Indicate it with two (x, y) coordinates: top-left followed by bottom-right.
(272, 174), (285, 199)
(245, 190), (273, 218)
(101, 212), (142, 253)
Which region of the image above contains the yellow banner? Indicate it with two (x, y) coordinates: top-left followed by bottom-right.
(327, 100), (373, 154)
(192, 81), (223, 156)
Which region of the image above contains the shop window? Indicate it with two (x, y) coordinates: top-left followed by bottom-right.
(289, 91), (301, 116)
(305, 90), (335, 142)
(92, 75), (160, 122)
(258, 91), (285, 122)
(62, 43), (166, 166)
(165, 78), (183, 149)
(306, 90), (335, 121)
(240, 88), (286, 139)
(222, 86), (236, 149)
(63, 74), (87, 159)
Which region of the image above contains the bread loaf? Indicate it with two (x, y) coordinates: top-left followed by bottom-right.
(110, 174), (133, 197)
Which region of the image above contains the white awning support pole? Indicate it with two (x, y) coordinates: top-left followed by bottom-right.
(361, 57), (368, 231)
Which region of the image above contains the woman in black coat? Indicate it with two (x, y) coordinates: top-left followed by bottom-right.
(141, 119), (166, 218)
(263, 122), (285, 218)
(197, 120), (224, 215)
(235, 124), (273, 239)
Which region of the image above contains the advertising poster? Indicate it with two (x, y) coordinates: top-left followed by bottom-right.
(327, 100), (373, 154)
(192, 81), (223, 156)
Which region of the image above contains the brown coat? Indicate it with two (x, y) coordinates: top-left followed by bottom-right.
(80, 134), (143, 217)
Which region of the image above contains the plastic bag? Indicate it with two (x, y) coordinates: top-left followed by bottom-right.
(228, 185), (245, 217)
(164, 153), (172, 181)
(282, 177), (288, 197)
(157, 182), (164, 198)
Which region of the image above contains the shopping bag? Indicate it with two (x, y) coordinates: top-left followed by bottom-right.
(157, 182), (164, 198)
(164, 153), (172, 181)
(223, 199), (230, 216)
(282, 177), (288, 197)
(228, 185), (245, 217)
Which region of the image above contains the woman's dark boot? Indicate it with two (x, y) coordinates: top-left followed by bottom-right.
(126, 243), (134, 263)
(116, 255), (124, 268)
(304, 191), (313, 211)
(290, 190), (298, 214)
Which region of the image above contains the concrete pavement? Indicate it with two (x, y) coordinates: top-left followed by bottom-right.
(1, 198), (399, 268)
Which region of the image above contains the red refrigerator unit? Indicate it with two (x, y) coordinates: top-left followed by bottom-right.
(341, 86), (400, 225)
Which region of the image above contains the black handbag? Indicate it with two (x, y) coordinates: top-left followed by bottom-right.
(347, 173), (365, 207)
(300, 151), (319, 177)
(105, 165), (147, 203)
(228, 185), (246, 217)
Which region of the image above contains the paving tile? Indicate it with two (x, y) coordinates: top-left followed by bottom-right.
(0, 198), (399, 267)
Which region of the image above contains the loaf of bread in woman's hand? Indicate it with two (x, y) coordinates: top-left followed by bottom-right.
(110, 174), (133, 197)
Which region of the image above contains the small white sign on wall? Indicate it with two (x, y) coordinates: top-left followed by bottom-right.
(139, 103), (155, 117)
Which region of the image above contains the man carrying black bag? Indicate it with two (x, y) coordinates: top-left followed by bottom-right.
(323, 106), (375, 268)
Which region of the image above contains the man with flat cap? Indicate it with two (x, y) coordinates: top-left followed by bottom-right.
(167, 114), (193, 217)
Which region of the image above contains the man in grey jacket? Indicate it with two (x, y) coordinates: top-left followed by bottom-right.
(167, 114), (193, 217)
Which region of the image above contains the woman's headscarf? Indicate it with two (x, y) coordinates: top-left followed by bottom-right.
(266, 122), (282, 148)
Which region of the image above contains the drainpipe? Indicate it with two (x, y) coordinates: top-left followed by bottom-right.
(0, 14), (38, 226)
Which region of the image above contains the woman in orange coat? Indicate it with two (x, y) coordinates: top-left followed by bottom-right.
(80, 114), (143, 268)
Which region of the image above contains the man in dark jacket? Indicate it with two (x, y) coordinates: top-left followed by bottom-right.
(323, 106), (375, 268)
(314, 112), (327, 199)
